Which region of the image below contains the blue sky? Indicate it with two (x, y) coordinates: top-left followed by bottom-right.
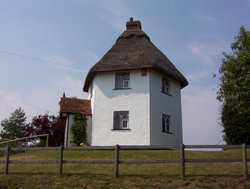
(0, 0), (249, 144)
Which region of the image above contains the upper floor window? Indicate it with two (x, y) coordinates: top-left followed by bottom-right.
(115, 72), (130, 89)
(162, 114), (172, 134)
(162, 77), (171, 95)
(113, 111), (130, 130)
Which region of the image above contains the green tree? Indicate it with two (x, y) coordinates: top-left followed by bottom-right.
(71, 114), (87, 146)
(217, 26), (250, 144)
(0, 107), (27, 141)
(26, 114), (65, 147)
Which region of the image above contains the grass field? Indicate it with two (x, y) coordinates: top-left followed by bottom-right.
(0, 148), (249, 188)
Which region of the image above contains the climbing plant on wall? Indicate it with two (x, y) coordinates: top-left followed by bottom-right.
(71, 114), (87, 146)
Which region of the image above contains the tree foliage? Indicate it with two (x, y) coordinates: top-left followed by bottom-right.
(217, 26), (250, 144)
(0, 107), (27, 142)
(0, 108), (66, 147)
(71, 114), (87, 146)
(26, 114), (65, 146)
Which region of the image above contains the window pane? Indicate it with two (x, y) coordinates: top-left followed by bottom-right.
(162, 116), (165, 132)
(115, 74), (123, 88)
(162, 78), (170, 94)
(122, 120), (128, 128)
(122, 73), (130, 80)
(113, 112), (121, 130)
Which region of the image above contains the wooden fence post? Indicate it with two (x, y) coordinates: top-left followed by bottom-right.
(59, 145), (64, 175)
(115, 144), (120, 178)
(25, 138), (28, 148)
(242, 143), (248, 178)
(46, 135), (49, 147)
(180, 144), (185, 178)
(5, 144), (10, 175)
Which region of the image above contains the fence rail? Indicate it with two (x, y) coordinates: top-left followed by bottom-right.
(0, 134), (49, 147)
(0, 144), (249, 178)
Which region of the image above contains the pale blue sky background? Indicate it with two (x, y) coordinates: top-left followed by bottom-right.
(0, 0), (249, 144)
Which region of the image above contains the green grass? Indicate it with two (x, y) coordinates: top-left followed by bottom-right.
(0, 148), (249, 188)
(1, 174), (250, 189)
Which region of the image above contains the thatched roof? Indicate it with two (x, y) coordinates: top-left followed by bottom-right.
(59, 97), (91, 115)
(83, 18), (188, 92)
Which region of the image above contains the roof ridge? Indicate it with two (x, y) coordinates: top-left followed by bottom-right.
(116, 30), (150, 42)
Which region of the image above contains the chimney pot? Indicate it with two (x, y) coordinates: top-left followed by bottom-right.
(126, 17), (141, 30)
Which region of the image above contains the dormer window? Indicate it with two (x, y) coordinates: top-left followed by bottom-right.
(115, 72), (130, 89)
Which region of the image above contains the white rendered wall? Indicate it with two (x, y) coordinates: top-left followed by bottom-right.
(90, 71), (150, 146)
(149, 70), (183, 145)
(86, 115), (92, 145)
(64, 114), (74, 147)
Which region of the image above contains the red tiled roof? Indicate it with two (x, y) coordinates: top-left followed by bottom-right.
(59, 97), (91, 115)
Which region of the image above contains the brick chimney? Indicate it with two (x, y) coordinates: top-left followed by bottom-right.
(126, 17), (141, 30)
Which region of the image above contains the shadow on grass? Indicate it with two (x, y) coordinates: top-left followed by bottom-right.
(3, 172), (247, 179)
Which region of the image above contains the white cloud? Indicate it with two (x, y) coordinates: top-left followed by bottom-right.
(182, 86), (224, 144)
(0, 91), (34, 123)
(56, 75), (88, 99)
(46, 51), (99, 72)
(188, 39), (225, 57)
(79, 50), (100, 71)
(193, 11), (218, 30)
(185, 39), (228, 82)
(45, 54), (83, 70)
(180, 39), (228, 144)
(158, 38), (226, 145)
(0, 75), (87, 125)
(186, 71), (213, 82)
(198, 15), (217, 26)
(25, 74), (87, 117)
(97, 0), (134, 31)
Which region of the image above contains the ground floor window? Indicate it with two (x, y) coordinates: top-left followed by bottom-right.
(113, 111), (129, 130)
(162, 114), (172, 133)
